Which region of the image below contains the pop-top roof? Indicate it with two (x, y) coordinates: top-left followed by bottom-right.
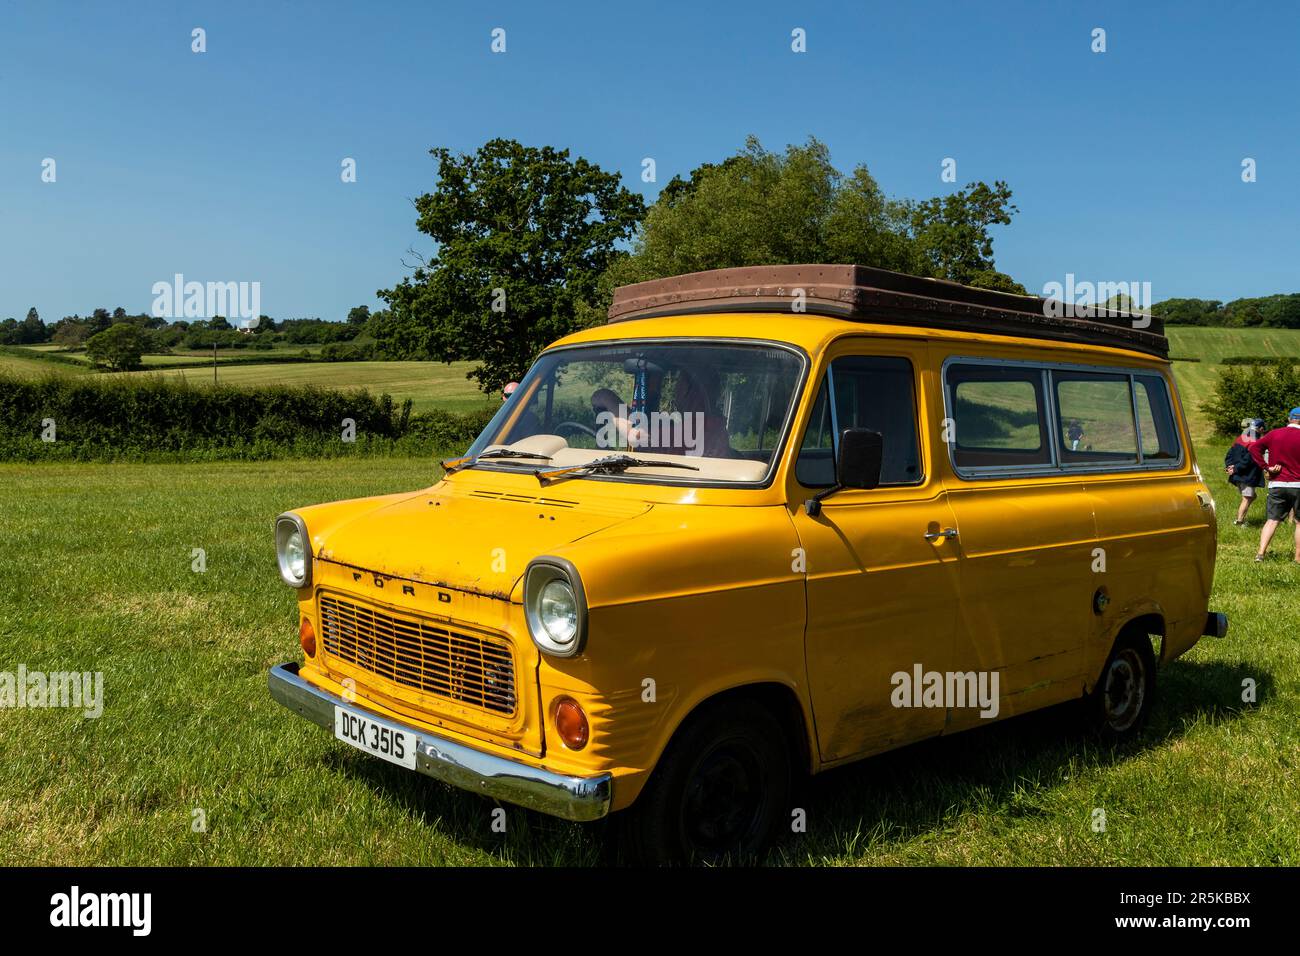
(607, 264), (1167, 359)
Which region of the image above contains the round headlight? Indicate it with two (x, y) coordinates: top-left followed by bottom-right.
(275, 514), (312, 589)
(524, 560), (587, 657)
(285, 529), (305, 580)
(539, 579), (577, 646)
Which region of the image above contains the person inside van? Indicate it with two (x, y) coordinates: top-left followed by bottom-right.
(1226, 417), (1266, 525)
(672, 367), (733, 458)
(1249, 407), (1300, 562)
(591, 387), (644, 450)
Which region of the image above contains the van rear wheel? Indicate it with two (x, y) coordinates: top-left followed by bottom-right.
(618, 699), (790, 866)
(1087, 630), (1157, 741)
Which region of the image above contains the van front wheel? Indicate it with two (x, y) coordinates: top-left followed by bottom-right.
(618, 699), (791, 865)
(1087, 630), (1157, 741)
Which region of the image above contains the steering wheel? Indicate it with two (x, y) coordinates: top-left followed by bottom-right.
(555, 421), (597, 439)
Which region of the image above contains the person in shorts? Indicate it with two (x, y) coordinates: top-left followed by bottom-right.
(1225, 417), (1265, 525)
(1250, 407), (1300, 562)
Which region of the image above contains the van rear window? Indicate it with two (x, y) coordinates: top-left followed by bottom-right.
(1134, 375), (1180, 461)
(945, 361), (1182, 476)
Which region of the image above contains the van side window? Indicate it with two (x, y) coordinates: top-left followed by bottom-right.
(1134, 374), (1181, 461)
(1053, 371), (1138, 464)
(796, 355), (921, 487)
(946, 364), (1051, 470)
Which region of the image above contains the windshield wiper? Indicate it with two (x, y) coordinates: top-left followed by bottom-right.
(533, 454), (700, 486)
(441, 449), (553, 475)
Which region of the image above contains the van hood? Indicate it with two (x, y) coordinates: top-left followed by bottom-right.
(311, 483), (652, 601)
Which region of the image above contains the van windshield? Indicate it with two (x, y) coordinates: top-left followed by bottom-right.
(462, 341), (805, 484)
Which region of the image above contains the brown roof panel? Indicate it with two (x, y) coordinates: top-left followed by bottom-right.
(607, 264), (1168, 359)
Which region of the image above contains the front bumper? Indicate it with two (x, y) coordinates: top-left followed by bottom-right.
(268, 663), (612, 822)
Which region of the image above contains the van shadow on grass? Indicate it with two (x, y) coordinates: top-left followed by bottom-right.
(321, 744), (605, 866)
(776, 656), (1269, 863)
(331, 657), (1266, 866)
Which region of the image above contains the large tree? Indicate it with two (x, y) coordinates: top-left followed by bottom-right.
(377, 139), (646, 392)
(608, 136), (1023, 299)
(907, 180), (1020, 286)
(85, 323), (145, 371)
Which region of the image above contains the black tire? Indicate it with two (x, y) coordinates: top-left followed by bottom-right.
(617, 699), (792, 866)
(1086, 629), (1157, 742)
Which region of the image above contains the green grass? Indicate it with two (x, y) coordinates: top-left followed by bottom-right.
(0, 443), (1295, 865)
(0, 348), (90, 378)
(1166, 327), (1300, 440)
(0, 345), (495, 415)
(123, 361), (494, 415)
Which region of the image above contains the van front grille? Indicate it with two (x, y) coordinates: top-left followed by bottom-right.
(319, 594), (517, 716)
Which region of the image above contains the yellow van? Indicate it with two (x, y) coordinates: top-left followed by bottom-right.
(268, 264), (1227, 864)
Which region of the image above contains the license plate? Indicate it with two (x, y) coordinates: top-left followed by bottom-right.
(333, 705), (417, 769)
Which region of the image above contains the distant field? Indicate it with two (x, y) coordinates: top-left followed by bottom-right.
(1165, 326), (1300, 363)
(1167, 327), (1300, 439)
(8, 326), (1300, 428)
(0, 348), (88, 378)
(124, 360), (494, 415)
(1, 345), (492, 415)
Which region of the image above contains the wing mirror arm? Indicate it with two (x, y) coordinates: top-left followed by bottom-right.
(804, 428), (883, 518)
(804, 484), (840, 517)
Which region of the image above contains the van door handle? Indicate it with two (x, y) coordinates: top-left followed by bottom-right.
(924, 528), (959, 541)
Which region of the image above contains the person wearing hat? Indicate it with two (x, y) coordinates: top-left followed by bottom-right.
(1225, 417), (1266, 525)
(1249, 407), (1300, 562)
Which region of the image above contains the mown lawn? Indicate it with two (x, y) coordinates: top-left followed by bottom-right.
(1166, 327), (1300, 441)
(0, 346), (494, 416)
(123, 360), (494, 415)
(0, 348), (90, 379)
(0, 444), (1294, 866)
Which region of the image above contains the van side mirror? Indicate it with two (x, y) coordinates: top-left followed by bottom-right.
(836, 428), (883, 490)
(805, 428), (883, 516)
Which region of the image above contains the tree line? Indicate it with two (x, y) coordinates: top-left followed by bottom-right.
(7, 135), (1298, 386)
(1, 306), (387, 371)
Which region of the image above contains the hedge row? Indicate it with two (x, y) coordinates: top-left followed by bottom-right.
(0, 373), (493, 462)
(1219, 355), (1300, 366)
(1203, 361), (1300, 436)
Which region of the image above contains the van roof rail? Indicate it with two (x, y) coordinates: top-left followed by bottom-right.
(607, 264), (1168, 359)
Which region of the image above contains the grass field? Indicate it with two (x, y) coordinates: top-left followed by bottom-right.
(0, 444), (1295, 865)
(8, 326), (1300, 430)
(1166, 327), (1300, 440)
(0, 348), (84, 378)
(125, 361), (493, 415)
(0, 346), (494, 415)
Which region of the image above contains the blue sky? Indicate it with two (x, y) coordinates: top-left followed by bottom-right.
(2, 0), (1296, 322)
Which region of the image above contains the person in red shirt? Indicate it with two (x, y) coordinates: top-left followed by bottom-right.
(1249, 407), (1300, 562)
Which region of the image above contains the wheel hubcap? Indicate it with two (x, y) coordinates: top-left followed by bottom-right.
(681, 741), (766, 859)
(1103, 649), (1146, 732)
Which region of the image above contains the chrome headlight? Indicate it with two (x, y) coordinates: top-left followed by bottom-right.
(275, 513), (312, 589)
(524, 559), (587, 657)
